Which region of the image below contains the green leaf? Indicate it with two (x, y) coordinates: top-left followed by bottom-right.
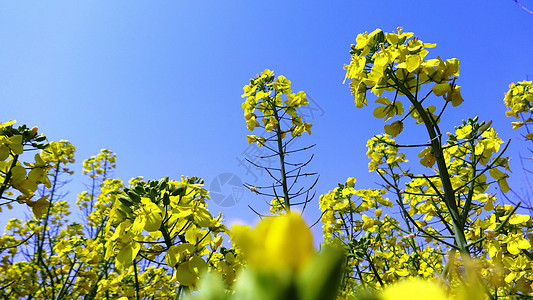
(297, 245), (345, 300)
(185, 272), (229, 300)
(163, 192), (170, 206)
(172, 186), (186, 197)
(118, 196), (133, 206)
(127, 190), (141, 204)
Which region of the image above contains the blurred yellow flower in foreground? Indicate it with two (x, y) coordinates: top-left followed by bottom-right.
(380, 278), (447, 300)
(231, 212), (314, 272)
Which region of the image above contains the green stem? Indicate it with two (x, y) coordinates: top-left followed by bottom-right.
(387, 68), (469, 256)
(364, 251), (384, 288)
(160, 221), (174, 249)
(460, 140), (478, 228)
(133, 259), (141, 300)
(0, 154), (19, 200)
(37, 162), (61, 299)
(272, 102), (290, 211)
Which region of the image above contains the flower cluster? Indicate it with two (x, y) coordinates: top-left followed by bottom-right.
(0, 121), (51, 213)
(344, 28), (463, 137)
(315, 29), (533, 298)
(366, 134), (408, 172)
(104, 176), (227, 288)
(242, 69), (312, 142)
(504, 80), (533, 138)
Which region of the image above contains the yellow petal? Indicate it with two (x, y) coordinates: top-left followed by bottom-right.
(384, 121), (403, 138)
(509, 214), (530, 225)
(405, 55), (421, 73)
(26, 195), (50, 218)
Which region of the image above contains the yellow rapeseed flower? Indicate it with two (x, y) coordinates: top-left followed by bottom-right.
(231, 212), (313, 272)
(380, 278), (447, 300)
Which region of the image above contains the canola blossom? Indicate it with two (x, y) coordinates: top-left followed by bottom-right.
(317, 28), (531, 298)
(241, 70), (317, 214)
(231, 212), (314, 272)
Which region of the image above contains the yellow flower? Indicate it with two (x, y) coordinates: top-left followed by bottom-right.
(271, 75), (292, 94)
(380, 278), (447, 300)
(455, 124), (472, 139)
(231, 212), (313, 272)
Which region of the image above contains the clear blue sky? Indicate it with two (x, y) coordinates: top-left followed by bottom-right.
(1, 1), (533, 238)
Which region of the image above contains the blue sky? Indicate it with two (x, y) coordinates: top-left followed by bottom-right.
(1, 1), (533, 239)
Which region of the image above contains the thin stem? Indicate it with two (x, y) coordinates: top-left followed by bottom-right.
(272, 99), (291, 211)
(133, 259), (141, 300)
(387, 68), (469, 255)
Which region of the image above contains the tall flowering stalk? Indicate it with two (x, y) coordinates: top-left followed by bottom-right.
(319, 28), (531, 298)
(242, 70), (317, 214)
